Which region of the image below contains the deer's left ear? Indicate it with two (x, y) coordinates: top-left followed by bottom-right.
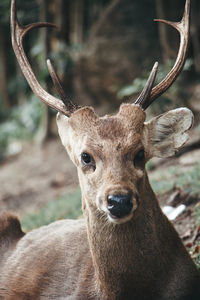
(143, 108), (194, 158)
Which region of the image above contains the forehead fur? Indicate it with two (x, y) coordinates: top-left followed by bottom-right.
(69, 104), (146, 140)
(118, 104), (146, 129)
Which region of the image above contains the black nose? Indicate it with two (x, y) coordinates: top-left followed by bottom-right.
(107, 193), (133, 218)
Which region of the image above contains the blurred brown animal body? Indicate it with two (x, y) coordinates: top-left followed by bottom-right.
(0, 0), (199, 299)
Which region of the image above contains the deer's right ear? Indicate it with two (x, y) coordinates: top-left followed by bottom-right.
(143, 108), (193, 159)
(56, 113), (70, 148)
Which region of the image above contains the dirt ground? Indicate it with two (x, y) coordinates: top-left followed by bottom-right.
(0, 133), (200, 250)
(0, 139), (78, 217)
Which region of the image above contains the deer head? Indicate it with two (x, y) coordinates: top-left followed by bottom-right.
(56, 103), (193, 224)
(11, 0), (192, 224)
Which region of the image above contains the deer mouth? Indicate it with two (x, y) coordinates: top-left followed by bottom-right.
(108, 211), (134, 224)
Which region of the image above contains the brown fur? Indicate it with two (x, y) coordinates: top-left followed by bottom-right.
(0, 213), (24, 240)
(0, 104), (199, 299)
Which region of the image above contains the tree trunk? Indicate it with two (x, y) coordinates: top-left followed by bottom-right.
(70, 0), (84, 48)
(190, 0), (200, 73)
(35, 0), (51, 142)
(155, 0), (174, 62)
(0, 26), (11, 109)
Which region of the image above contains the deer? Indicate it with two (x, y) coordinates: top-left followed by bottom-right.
(0, 0), (199, 299)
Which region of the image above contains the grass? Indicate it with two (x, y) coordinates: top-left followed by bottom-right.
(150, 164), (200, 197)
(22, 188), (82, 231)
(195, 203), (200, 227)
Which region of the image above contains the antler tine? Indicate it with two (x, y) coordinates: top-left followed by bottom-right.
(134, 62), (158, 108)
(135, 0), (190, 110)
(46, 59), (79, 112)
(11, 0), (76, 117)
(46, 59), (66, 102)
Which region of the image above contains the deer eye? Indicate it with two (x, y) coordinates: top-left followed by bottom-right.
(81, 153), (96, 171)
(134, 149), (145, 168)
(81, 153), (92, 164)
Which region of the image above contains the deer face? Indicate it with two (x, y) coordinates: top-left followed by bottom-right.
(57, 103), (193, 224)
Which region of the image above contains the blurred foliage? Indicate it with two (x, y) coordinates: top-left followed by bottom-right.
(118, 59), (193, 98)
(118, 58), (194, 115)
(22, 188), (82, 231)
(0, 0), (38, 25)
(195, 204), (200, 228)
(0, 0), (50, 159)
(0, 97), (44, 160)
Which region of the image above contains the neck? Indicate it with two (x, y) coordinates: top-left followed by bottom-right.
(84, 175), (167, 299)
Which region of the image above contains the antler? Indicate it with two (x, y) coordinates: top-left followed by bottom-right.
(11, 0), (78, 117)
(46, 59), (80, 111)
(134, 62), (158, 107)
(11, 0), (190, 114)
(134, 0), (190, 110)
